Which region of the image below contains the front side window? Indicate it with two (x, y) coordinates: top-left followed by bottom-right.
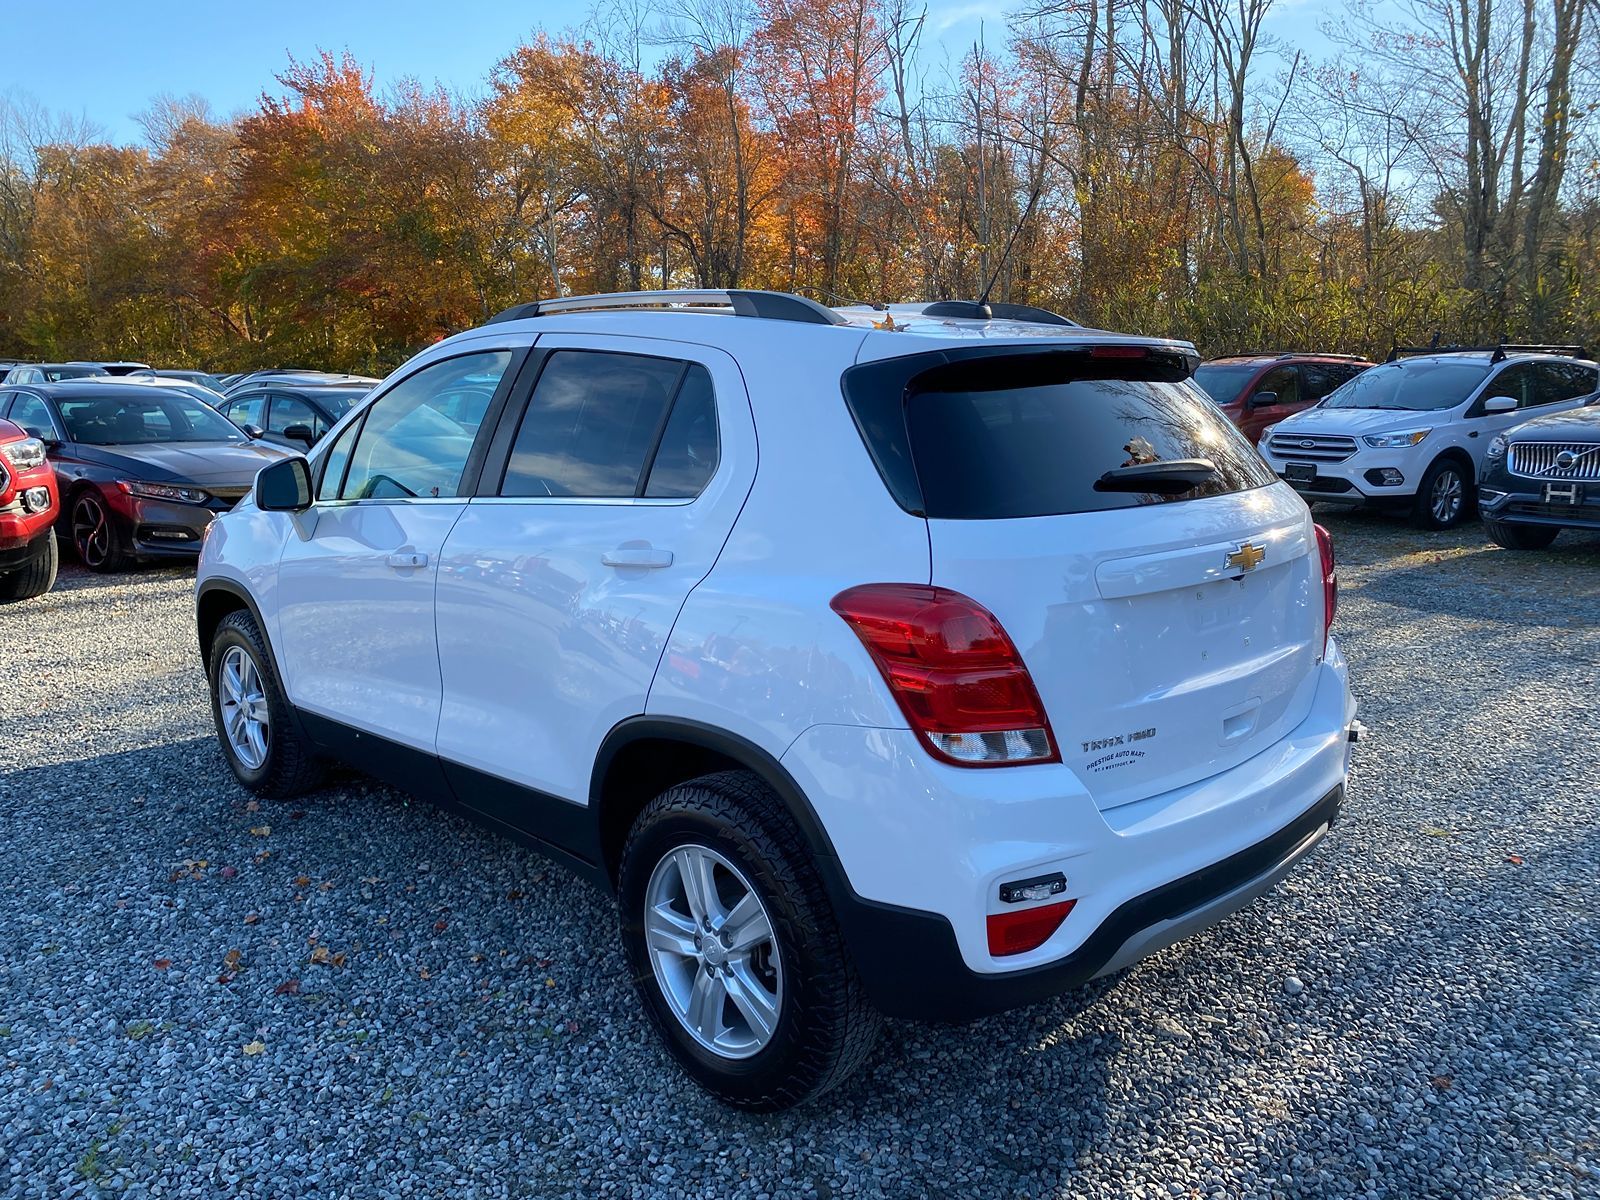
(268, 394), (327, 440)
(6, 393), (56, 440)
(501, 351), (697, 498)
(340, 351), (510, 500)
(56, 391), (246, 445)
(1322, 359), (1491, 412)
(226, 394), (266, 430)
(1252, 366), (1300, 407)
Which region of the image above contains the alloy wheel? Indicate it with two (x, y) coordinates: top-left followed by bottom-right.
(73, 494), (110, 567)
(218, 645), (271, 770)
(1430, 469), (1463, 524)
(643, 844), (783, 1059)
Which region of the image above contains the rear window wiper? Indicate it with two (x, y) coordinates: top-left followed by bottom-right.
(1095, 459), (1217, 494)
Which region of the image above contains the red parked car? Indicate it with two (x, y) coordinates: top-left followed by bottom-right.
(0, 416), (60, 601)
(1192, 353), (1373, 443)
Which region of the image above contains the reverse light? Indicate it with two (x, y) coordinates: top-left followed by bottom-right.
(1315, 523), (1337, 650)
(987, 899), (1076, 956)
(0, 436), (47, 471)
(830, 583), (1059, 767)
(1362, 429), (1430, 448)
(119, 480), (212, 505)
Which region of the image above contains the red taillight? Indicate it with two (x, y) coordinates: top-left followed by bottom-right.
(1315, 523), (1337, 648)
(987, 899), (1076, 956)
(830, 583), (1059, 767)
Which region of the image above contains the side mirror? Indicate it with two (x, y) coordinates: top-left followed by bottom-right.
(1482, 395), (1517, 414)
(256, 456), (313, 512)
(242, 423), (265, 439)
(283, 423), (316, 446)
(1247, 390), (1279, 409)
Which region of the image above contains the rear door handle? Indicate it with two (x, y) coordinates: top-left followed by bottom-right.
(386, 551), (428, 569)
(602, 547), (673, 569)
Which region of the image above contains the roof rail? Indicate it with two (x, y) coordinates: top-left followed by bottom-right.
(487, 289), (847, 327)
(1268, 352), (1367, 362)
(1386, 342), (1590, 363)
(919, 300), (1078, 327)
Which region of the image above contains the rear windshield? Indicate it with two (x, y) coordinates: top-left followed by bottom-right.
(846, 352), (1276, 519)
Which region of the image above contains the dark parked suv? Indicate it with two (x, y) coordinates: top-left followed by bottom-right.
(1192, 354), (1372, 443)
(1479, 396), (1600, 549)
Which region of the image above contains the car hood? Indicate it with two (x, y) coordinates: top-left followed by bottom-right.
(1507, 403), (1600, 442)
(1273, 405), (1447, 436)
(72, 440), (294, 486)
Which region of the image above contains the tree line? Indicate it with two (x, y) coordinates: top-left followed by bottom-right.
(0, 0), (1595, 373)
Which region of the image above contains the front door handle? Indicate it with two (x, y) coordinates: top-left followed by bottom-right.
(602, 547), (673, 569)
(386, 551), (429, 569)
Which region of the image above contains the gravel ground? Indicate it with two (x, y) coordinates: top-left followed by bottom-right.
(1, 512), (1598, 1199)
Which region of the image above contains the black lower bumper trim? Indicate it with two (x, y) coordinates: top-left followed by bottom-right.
(837, 784), (1344, 1023)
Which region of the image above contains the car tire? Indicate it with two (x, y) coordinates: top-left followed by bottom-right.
(617, 770), (881, 1112)
(1482, 517), (1559, 550)
(0, 531), (58, 603)
(70, 490), (130, 572)
(207, 609), (325, 797)
(1411, 459), (1473, 530)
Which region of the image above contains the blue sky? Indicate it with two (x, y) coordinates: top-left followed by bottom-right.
(4, 0), (1339, 145)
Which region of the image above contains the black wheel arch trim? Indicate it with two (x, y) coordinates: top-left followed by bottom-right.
(193, 579), (317, 750)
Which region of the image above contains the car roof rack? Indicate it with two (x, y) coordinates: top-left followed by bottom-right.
(487, 289), (847, 327)
(918, 300), (1078, 327)
(1387, 342), (1590, 363)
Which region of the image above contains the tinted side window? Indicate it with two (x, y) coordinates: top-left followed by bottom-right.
(1538, 361), (1599, 403)
(1483, 363), (1536, 407)
(644, 365), (719, 498)
(228, 394), (267, 430)
(268, 394), (327, 439)
(1252, 366), (1300, 406)
(6, 393), (54, 439)
(902, 373), (1277, 519)
(341, 350), (510, 500)
(1302, 364), (1349, 401)
(501, 351), (684, 498)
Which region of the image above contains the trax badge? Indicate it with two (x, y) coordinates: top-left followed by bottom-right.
(1226, 542), (1266, 572)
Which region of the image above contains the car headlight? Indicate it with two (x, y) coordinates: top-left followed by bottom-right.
(1361, 429), (1431, 448)
(118, 480), (212, 505)
(1486, 433), (1508, 459)
(0, 437), (47, 471)
(1261, 423), (1280, 441)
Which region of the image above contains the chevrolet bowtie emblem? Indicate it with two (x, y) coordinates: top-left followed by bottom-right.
(1226, 542), (1266, 572)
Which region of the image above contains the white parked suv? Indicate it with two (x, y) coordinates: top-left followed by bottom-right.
(194, 291), (1357, 1110)
(1258, 345), (1600, 528)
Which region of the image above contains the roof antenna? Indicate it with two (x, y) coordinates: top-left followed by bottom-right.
(977, 181), (1044, 313)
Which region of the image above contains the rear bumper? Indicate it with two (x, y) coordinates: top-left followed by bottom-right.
(784, 642), (1355, 1022)
(837, 783), (1341, 1022)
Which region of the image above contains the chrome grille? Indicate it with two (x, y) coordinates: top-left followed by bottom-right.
(1509, 441), (1600, 481)
(1265, 432), (1358, 463)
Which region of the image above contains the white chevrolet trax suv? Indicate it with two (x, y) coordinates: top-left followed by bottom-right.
(1259, 345), (1599, 529)
(195, 291), (1358, 1110)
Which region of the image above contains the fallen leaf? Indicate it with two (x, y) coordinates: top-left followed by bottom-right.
(216, 973), (234, 985)
(245, 800), (259, 813)
(242, 1040), (265, 1056)
(1430, 1074), (1453, 1090)
(506, 889), (524, 901)
(250, 826), (271, 837)
(290, 811), (306, 820)
(434, 921), (448, 933)
(243, 913), (260, 926)
(223, 949), (242, 971)
(152, 959), (172, 971)
(331, 952), (347, 968)
(1505, 854), (1524, 865)
(418, 967), (432, 980)
(294, 876), (311, 887)
(274, 979), (301, 996)
(545, 978), (555, 988)
(319, 881), (334, 892)
(565, 1020), (579, 1034)
(253, 851), (271, 864)
(1421, 826), (1454, 838)
(219, 866), (238, 880)
(309, 946), (331, 965)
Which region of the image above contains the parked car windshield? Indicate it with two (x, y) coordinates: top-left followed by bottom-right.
(57, 391), (248, 444)
(1191, 362), (1261, 405)
(1319, 360), (1489, 412)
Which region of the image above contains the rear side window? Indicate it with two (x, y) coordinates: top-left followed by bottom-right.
(501, 351), (718, 499)
(1536, 361), (1599, 404)
(847, 351), (1276, 520)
